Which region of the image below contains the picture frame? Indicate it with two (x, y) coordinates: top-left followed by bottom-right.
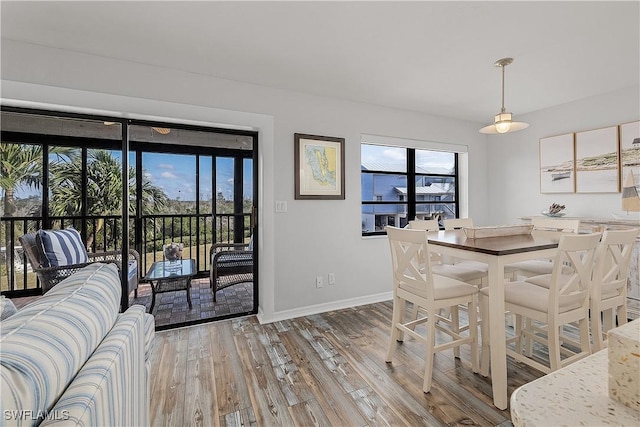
(294, 133), (345, 200)
(539, 133), (575, 194)
(575, 126), (620, 193)
(620, 120), (640, 190)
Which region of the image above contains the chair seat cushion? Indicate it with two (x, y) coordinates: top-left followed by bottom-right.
(401, 274), (477, 300)
(128, 260), (138, 281)
(481, 281), (582, 313)
(37, 227), (89, 267)
(453, 260), (489, 273)
(432, 263), (487, 283)
(506, 260), (573, 276)
(214, 252), (253, 269)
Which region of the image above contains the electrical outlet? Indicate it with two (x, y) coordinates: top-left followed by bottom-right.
(328, 273), (336, 285)
(316, 276), (324, 288)
(275, 201), (287, 212)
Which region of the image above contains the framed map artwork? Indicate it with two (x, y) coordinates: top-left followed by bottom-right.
(294, 133), (345, 200)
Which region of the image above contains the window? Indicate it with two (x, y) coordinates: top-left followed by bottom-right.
(361, 144), (458, 235)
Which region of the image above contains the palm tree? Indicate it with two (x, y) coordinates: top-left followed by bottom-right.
(0, 143), (43, 217)
(49, 149), (168, 249)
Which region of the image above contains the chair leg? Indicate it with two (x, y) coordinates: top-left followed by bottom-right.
(386, 296), (405, 363)
(514, 314), (524, 356)
(591, 309), (605, 352)
(422, 316), (436, 393)
(578, 317), (591, 357)
(479, 293), (490, 377)
(451, 305), (460, 358)
(524, 317), (535, 357)
(603, 308), (615, 334)
(618, 303), (628, 327)
(548, 324), (562, 372)
(469, 296), (479, 373)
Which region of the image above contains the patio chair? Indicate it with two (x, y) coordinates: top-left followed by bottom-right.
(19, 228), (141, 295)
(209, 238), (253, 302)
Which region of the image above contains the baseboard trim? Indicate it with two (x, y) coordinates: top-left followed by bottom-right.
(256, 291), (393, 324)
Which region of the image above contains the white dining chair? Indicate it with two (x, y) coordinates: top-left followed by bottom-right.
(385, 226), (479, 393)
(442, 218), (490, 275)
(407, 219), (486, 282)
(480, 232), (601, 374)
(407, 218), (486, 350)
(505, 217), (580, 280)
(443, 218), (474, 230)
(408, 219), (440, 231)
(589, 228), (638, 351)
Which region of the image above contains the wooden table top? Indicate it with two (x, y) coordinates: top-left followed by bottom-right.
(426, 230), (561, 256)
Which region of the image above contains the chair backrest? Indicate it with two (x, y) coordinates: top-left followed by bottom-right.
(18, 232), (46, 269)
(443, 218), (473, 230)
(408, 219), (440, 231)
(592, 228), (639, 301)
(531, 217), (580, 233)
(385, 226), (433, 300)
(548, 233), (601, 311)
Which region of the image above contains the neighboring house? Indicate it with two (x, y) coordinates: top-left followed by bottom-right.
(361, 162), (455, 232)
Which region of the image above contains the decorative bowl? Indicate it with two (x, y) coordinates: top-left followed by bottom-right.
(163, 242), (184, 261)
(541, 210), (566, 217)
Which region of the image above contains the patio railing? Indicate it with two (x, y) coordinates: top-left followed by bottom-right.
(0, 213), (251, 294)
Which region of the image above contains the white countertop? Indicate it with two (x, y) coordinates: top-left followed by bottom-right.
(510, 349), (640, 426)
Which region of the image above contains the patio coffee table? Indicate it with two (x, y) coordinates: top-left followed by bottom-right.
(145, 259), (196, 313)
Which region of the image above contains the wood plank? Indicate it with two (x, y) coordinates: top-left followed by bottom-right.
(232, 327), (296, 426)
(287, 398), (333, 427)
(210, 319), (253, 417)
(182, 326), (218, 427)
(150, 328), (188, 426)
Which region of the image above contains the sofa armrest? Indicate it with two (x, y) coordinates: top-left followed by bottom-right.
(41, 306), (150, 426)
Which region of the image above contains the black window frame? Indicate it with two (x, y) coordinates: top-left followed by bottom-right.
(361, 146), (459, 236)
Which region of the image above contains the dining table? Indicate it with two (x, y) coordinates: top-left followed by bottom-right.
(426, 229), (562, 409)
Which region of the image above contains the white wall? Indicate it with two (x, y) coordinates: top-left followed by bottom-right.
(1, 40), (490, 322)
(487, 87), (640, 224)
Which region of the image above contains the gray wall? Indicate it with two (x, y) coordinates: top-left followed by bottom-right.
(1, 40), (490, 322)
(486, 87), (640, 224)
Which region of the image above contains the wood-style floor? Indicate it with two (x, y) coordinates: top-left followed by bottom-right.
(149, 301), (545, 427)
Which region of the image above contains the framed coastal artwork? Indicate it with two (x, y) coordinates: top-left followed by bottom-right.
(294, 133), (345, 200)
(539, 133), (575, 194)
(575, 126), (620, 193)
(620, 120), (640, 190)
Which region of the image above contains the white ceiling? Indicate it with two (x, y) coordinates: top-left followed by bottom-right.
(1, 1), (639, 125)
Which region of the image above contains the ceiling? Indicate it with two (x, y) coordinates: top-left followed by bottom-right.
(1, 1), (638, 125)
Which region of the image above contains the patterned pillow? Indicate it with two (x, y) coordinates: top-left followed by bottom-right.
(37, 227), (89, 267)
(0, 296), (17, 321)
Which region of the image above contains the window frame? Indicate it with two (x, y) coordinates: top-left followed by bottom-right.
(361, 145), (459, 236)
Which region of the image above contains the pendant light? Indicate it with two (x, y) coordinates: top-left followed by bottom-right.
(479, 57), (529, 134)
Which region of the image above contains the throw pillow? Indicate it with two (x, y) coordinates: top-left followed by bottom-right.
(37, 227), (89, 267)
(0, 295), (18, 321)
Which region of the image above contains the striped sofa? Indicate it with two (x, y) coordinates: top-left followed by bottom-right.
(0, 263), (155, 426)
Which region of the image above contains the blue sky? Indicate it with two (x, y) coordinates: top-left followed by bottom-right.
(11, 151), (253, 202)
(361, 144), (455, 170)
(141, 153), (253, 201)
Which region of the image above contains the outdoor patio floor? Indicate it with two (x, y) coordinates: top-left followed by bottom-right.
(11, 278), (254, 330)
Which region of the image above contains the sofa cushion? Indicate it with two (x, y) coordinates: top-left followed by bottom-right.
(37, 227), (89, 267)
(0, 263), (121, 422)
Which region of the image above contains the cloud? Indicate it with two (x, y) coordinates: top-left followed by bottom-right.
(383, 148), (405, 161)
(161, 171), (177, 179)
(157, 163), (175, 170)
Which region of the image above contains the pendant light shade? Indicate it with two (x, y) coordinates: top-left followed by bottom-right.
(479, 58), (529, 135)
